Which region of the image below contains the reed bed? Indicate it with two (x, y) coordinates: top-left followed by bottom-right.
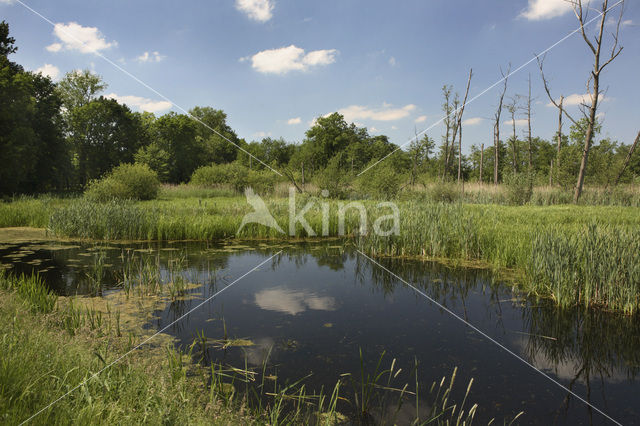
(3, 189), (640, 313)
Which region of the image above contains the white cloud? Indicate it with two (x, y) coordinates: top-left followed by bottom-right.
(287, 117), (301, 125)
(253, 131), (271, 138)
(105, 93), (172, 113)
(520, 0), (572, 20)
(463, 117), (484, 126)
(235, 0), (273, 22)
(415, 115), (427, 123)
(47, 22), (115, 54)
(389, 56), (396, 66)
(504, 118), (529, 127)
(370, 127), (379, 133)
(136, 51), (165, 63)
(0, 0), (15, 4)
(547, 93), (609, 107)
(338, 103), (416, 123)
(46, 43), (62, 52)
(249, 45), (337, 74)
(35, 63), (60, 80)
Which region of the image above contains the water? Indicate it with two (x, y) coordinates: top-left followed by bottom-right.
(1, 239), (639, 424)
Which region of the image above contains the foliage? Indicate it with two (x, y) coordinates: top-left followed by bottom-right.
(68, 97), (143, 185)
(134, 142), (171, 182)
(355, 161), (402, 200)
(85, 163), (160, 202)
(0, 23), (68, 195)
(503, 171), (534, 205)
(190, 162), (249, 192)
(429, 182), (461, 203)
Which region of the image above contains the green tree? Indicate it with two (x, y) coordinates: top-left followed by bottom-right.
(57, 69), (107, 113)
(69, 97), (142, 185)
(0, 21), (68, 194)
(151, 112), (200, 183)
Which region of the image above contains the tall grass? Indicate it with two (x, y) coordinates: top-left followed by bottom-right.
(0, 272), (57, 313)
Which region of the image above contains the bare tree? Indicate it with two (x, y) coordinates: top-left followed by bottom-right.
(506, 97), (519, 173)
(526, 74), (534, 172)
(493, 65), (510, 185)
(570, 0), (624, 202)
(479, 143), (484, 183)
(456, 69), (473, 184)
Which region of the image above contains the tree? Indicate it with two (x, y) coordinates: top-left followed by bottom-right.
(570, 0), (624, 202)
(189, 106), (240, 164)
(69, 97), (142, 184)
(493, 65), (510, 185)
(151, 112), (200, 183)
(0, 21), (68, 194)
(57, 69), (107, 113)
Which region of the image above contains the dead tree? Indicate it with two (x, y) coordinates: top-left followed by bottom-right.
(571, 0), (624, 202)
(456, 69), (473, 184)
(526, 74), (533, 172)
(493, 65), (510, 185)
(613, 130), (640, 185)
(506, 97), (519, 173)
(479, 143), (484, 183)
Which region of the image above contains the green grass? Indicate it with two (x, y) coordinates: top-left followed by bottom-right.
(2, 189), (640, 312)
(0, 272), (496, 425)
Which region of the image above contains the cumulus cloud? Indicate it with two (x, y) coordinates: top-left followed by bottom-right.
(338, 103), (416, 123)
(520, 0), (572, 20)
(235, 0), (273, 22)
(389, 56), (397, 66)
(287, 117), (301, 125)
(35, 63), (60, 80)
(46, 22), (115, 54)
(105, 93), (172, 113)
(415, 115), (427, 123)
(463, 117), (484, 126)
(249, 45), (337, 74)
(547, 93), (609, 107)
(504, 118), (529, 127)
(136, 51), (165, 63)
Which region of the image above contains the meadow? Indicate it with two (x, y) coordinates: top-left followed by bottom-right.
(1, 184), (639, 313)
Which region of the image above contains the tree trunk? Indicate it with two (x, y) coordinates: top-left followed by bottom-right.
(479, 143), (484, 183)
(556, 96), (563, 185)
(527, 75), (533, 171)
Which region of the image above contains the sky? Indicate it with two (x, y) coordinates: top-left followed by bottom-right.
(2, 0), (639, 154)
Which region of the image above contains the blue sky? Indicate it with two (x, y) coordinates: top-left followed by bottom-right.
(2, 0), (639, 153)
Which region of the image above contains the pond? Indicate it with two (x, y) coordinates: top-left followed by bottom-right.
(1, 239), (639, 424)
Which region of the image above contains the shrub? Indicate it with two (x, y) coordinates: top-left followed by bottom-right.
(504, 172), (533, 205)
(429, 183), (460, 203)
(355, 161), (401, 200)
(190, 163), (249, 192)
(314, 157), (352, 199)
(85, 163), (160, 202)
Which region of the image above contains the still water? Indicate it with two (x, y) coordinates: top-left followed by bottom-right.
(1, 239), (639, 425)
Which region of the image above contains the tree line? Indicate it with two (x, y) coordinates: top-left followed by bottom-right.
(1, 14), (638, 200)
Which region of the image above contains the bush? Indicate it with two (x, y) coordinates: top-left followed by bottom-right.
(355, 161), (401, 200)
(190, 163), (249, 192)
(85, 163), (160, 202)
(314, 157), (352, 199)
(504, 172), (533, 205)
(429, 183), (460, 203)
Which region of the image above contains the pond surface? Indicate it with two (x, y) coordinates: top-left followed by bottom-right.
(1, 239), (639, 425)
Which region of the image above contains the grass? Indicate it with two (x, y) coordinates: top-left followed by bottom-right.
(0, 272), (501, 425)
(2, 185), (640, 312)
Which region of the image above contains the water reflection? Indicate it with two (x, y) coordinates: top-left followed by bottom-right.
(1, 239), (639, 423)
(254, 287), (337, 315)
